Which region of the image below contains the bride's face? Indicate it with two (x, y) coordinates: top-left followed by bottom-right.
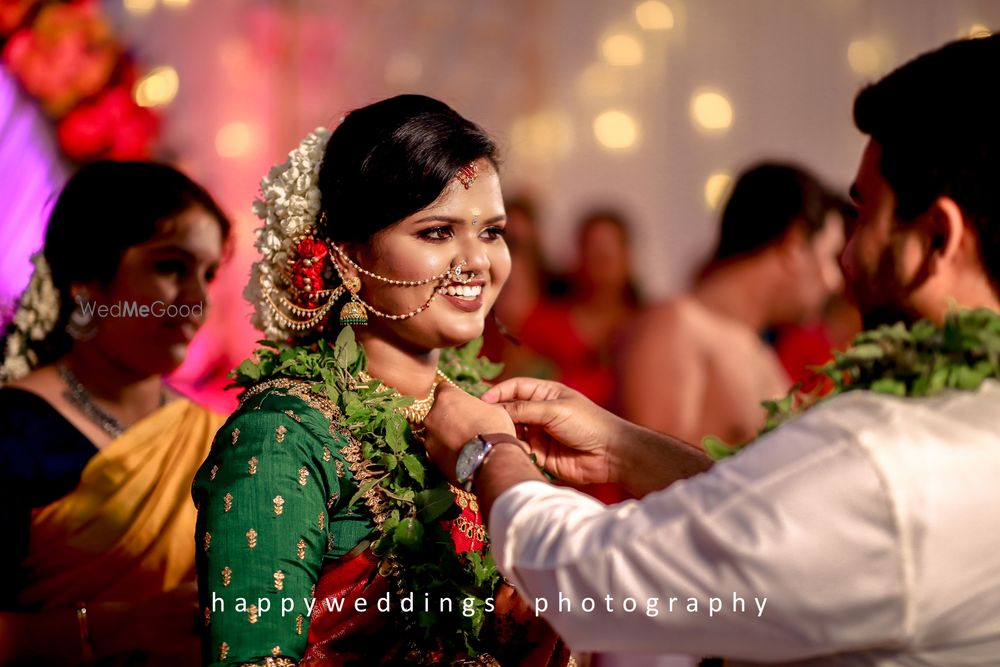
(349, 158), (510, 351)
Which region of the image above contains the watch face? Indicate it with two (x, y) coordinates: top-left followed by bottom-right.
(456, 437), (487, 482)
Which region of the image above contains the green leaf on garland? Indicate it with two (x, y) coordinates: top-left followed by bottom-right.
(870, 378), (906, 396)
(703, 435), (739, 460)
(401, 453), (427, 487)
(393, 517), (424, 551)
(416, 487), (459, 523)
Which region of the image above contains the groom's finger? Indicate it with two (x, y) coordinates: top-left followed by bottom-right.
(483, 377), (562, 404)
(500, 398), (563, 429)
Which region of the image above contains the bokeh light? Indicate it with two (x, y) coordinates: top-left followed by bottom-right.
(215, 122), (256, 158)
(510, 110), (575, 161)
(690, 90), (733, 132)
(601, 33), (644, 67)
(123, 0), (156, 15)
(704, 171), (733, 210)
(593, 110), (639, 151)
(133, 66), (179, 107)
(968, 24), (992, 38)
(635, 1), (675, 30)
(847, 39), (883, 75)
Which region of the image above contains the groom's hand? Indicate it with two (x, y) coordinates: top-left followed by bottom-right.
(482, 378), (629, 486)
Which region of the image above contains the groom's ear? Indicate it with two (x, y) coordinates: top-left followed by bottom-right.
(919, 196), (966, 279)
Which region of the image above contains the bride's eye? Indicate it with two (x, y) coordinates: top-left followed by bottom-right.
(481, 226), (507, 241)
(419, 226), (453, 241)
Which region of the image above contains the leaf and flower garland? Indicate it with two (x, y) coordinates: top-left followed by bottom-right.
(230, 326), (504, 658)
(705, 308), (1000, 459)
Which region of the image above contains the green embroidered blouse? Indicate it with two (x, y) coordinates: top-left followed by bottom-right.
(193, 380), (373, 666)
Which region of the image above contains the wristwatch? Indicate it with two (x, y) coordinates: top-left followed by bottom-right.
(456, 433), (525, 491)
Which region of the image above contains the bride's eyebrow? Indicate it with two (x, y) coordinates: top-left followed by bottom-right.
(411, 214), (506, 225)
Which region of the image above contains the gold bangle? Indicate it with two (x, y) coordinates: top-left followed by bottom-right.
(75, 601), (95, 666)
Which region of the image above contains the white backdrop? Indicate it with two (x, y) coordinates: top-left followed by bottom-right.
(102, 0), (999, 331)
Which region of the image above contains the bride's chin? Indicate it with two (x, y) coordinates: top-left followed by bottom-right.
(433, 322), (486, 349)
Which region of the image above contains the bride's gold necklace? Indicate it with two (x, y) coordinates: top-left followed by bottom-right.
(356, 368), (457, 425)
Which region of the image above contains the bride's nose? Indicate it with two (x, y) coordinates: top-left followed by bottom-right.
(458, 237), (490, 276)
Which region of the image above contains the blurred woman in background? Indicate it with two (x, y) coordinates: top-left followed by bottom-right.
(0, 160), (231, 665)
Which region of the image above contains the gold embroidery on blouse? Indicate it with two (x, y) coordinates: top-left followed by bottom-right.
(297, 538), (306, 560)
(327, 531), (335, 550)
(238, 658), (297, 667)
(219, 642), (230, 661)
(248, 456), (258, 475)
(248, 604), (259, 624)
(209, 464), (219, 481)
(284, 409), (301, 422)
(276, 424), (287, 443)
(322, 446), (332, 462)
(327, 492), (340, 509)
(455, 515), (486, 542)
(247, 528), (258, 549)
(274, 570), (285, 591)
(224, 492), (233, 513)
(273, 495), (285, 516)
(318, 511), (325, 531)
(296, 614), (304, 635)
(272, 646), (281, 657)
(222, 566), (232, 587)
(298, 467), (310, 486)
(453, 486), (479, 513)
(231, 428), (240, 445)
(335, 459), (345, 478)
(203, 532), (211, 551)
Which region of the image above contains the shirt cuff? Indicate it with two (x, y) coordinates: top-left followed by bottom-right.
(488, 480), (605, 579)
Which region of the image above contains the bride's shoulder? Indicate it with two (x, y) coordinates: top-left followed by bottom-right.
(222, 377), (350, 449)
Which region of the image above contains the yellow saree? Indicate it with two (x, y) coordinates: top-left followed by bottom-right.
(17, 398), (224, 609)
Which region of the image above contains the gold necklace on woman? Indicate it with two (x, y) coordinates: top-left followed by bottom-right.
(355, 368), (457, 425)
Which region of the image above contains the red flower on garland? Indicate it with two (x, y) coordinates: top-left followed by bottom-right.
(56, 83), (158, 161)
(2, 0), (118, 118)
(290, 238), (329, 308)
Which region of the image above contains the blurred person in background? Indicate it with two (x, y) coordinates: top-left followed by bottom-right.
(0, 161), (231, 665)
(770, 197), (862, 393)
(482, 194), (559, 379)
(520, 209), (642, 411)
(620, 163), (844, 446)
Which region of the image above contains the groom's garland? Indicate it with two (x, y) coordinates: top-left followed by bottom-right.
(230, 327), (504, 658)
(706, 308), (1000, 459)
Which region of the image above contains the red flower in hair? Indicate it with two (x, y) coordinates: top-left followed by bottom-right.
(290, 238), (329, 308)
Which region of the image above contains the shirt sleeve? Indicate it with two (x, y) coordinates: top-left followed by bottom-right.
(195, 399), (363, 666)
(489, 401), (910, 662)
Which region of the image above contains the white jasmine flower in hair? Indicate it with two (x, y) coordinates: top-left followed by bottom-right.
(13, 307), (35, 330)
(5, 332), (22, 358)
(2, 355), (29, 380)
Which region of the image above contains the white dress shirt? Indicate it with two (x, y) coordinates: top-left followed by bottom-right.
(490, 381), (1000, 665)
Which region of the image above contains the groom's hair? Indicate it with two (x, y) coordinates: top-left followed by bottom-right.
(854, 33), (1000, 292)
